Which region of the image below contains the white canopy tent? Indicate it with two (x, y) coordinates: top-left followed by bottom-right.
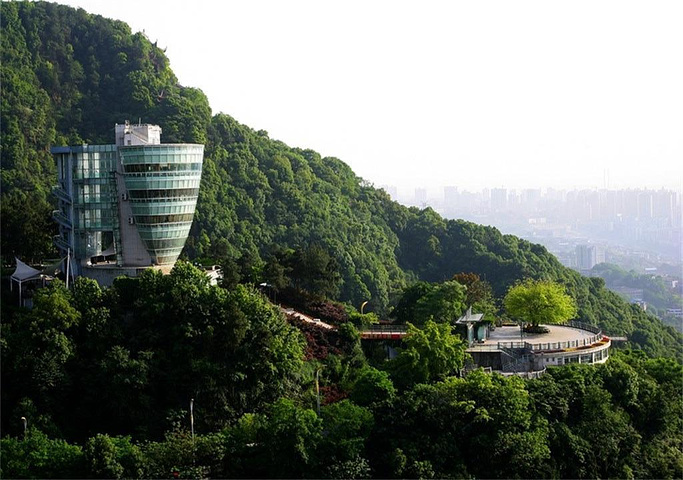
(10, 258), (45, 306)
(10, 254), (72, 306)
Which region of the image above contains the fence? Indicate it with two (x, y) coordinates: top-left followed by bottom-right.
(365, 324), (409, 332)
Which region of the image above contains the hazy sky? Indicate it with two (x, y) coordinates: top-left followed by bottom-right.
(59, 0), (682, 191)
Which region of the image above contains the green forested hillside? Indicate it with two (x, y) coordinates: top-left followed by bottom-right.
(1, 1), (680, 359)
(2, 265), (682, 478)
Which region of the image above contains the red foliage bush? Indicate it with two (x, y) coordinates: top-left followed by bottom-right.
(307, 301), (348, 325)
(288, 315), (345, 360)
(278, 287), (349, 325)
(319, 384), (348, 405)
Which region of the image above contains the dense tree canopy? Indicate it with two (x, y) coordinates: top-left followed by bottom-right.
(1, 262), (306, 441)
(504, 279), (578, 327)
(392, 280), (467, 325)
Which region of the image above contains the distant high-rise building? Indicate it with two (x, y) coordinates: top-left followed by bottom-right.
(444, 186), (458, 206)
(545, 188), (566, 202)
(599, 190), (617, 220)
(52, 121), (204, 284)
(575, 244), (604, 270)
(507, 189), (520, 207)
(380, 184), (398, 199)
(653, 190), (674, 224)
(414, 187), (427, 205)
(621, 190), (640, 219)
(522, 188), (541, 207)
(490, 188), (508, 212)
(638, 191), (654, 219)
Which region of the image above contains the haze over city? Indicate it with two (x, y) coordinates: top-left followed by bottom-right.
(58, 0), (682, 191)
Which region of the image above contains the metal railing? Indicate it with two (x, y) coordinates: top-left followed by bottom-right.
(52, 210), (72, 228)
(500, 346), (533, 373)
(562, 320), (601, 334)
(519, 368), (547, 379)
(365, 324), (409, 332)
(53, 235), (70, 252)
(52, 186), (72, 204)
(525, 334), (605, 352)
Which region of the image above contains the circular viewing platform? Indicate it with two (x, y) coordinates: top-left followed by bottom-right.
(482, 323), (602, 350)
(468, 321), (611, 374)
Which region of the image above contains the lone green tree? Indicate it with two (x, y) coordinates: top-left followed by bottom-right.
(504, 279), (577, 328)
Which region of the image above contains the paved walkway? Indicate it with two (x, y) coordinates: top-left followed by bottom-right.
(280, 305), (409, 341)
(280, 306), (335, 330)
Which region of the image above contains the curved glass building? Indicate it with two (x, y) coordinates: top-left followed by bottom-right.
(120, 144), (203, 265)
(53, 122), (204, 283)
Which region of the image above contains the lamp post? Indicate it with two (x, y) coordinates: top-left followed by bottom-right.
(190, 398), (195, 442)
(190, 398), (196, 466)
(20, 416), (27, 439)
(315, 369), (321, 416)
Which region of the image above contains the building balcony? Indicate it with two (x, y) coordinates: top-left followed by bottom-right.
(53, 235), (71, 253)
(52, 210), (72, 228)
(52, 185), (72, 204)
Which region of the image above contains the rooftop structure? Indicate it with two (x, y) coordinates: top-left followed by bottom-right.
(52, 122), (204, 284)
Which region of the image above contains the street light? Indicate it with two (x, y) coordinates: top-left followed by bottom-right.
(20, 416), (27, 439)
(315, 369), (321, 416)
(190, 398), (195, 442)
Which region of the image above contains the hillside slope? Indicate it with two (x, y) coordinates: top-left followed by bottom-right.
(1, 1), (680, 357)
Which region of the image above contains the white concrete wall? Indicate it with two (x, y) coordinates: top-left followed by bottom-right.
(115, 156), (153, 267)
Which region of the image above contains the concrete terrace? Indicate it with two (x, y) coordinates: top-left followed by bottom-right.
(483, 325), (595, 346)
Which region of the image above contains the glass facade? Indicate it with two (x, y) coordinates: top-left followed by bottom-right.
(53, 145), (121, 262)
(53, 130), (204, 272)
(119, 144), (204, 265)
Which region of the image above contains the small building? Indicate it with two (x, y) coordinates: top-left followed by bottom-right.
(52, 122), (204, 285)
(456, 307), (487, 345)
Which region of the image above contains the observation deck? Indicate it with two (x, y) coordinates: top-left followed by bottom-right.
(467, 321), (611, 376)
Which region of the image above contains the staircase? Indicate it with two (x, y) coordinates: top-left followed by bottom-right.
(499, 345), (532, 373)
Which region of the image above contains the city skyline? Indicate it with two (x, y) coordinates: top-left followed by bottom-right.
(58, 0), (682, 191)
(401, 185), (682, 268)
(384, 184), (683, 203)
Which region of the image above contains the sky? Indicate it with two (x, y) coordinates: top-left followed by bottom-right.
(58, 0), (682, 191)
